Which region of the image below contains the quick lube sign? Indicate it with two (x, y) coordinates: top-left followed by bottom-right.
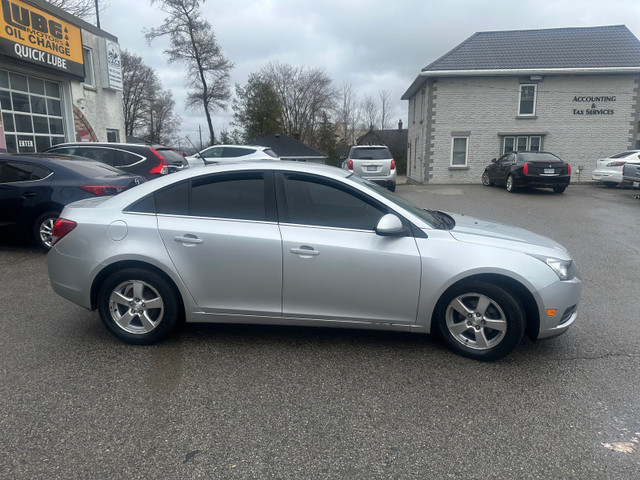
(0, 0), (84, 78)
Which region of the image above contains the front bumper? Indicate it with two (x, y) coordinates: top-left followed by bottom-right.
(536, 277), (582, 339)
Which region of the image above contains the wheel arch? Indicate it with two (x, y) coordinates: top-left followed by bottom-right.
(90, 260), (185, 317)
(430, 273), (540, 342)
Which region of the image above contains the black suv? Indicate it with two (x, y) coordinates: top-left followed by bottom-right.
(43, 142), (188, 180)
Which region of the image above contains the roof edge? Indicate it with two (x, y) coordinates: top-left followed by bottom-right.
(420, 66), (640, 77)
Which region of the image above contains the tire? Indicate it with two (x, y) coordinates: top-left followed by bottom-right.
(435, 280), (525, 361)
(506, 175), (515, 193)
(604, 182), (617, 188)
(553, 185), (566, 194)
(33, 211), (60, 251)
(481, 171), (493, 186)
(97, 268), (180, 345)
(388, 183), (396, 192)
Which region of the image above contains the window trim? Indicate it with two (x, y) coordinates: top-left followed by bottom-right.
(82, 47), (95, 88)
(450, 136), (469, 168)
(518, 84), (537, 116)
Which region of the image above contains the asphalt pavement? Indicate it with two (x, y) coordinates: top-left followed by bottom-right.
(0, 183), (639, 479)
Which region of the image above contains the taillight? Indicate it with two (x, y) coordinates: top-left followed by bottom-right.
(391, 159), (396, 170)
(606, 161), (626, 167)
(567, 164), (571, 175)
(523, 163), (529, 174)
(51, 218), (76, 246)
(79, 185), (127, 195)
(347, 159), (353, 171)
(149, 148), (169, 175)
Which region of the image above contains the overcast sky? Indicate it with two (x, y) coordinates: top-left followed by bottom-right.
(100, 0), (640, 146)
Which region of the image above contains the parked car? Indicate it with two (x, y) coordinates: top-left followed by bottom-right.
(482, 151), (571, 193)
(47, 162), (581, 361)
(591, 150), (640, 187)
(343, 145), (396, 191)
(185, 145), (279, 168)
(622, 157), (640, 186)
(0, 153), (144, 250)
(44, 142), (188, 180)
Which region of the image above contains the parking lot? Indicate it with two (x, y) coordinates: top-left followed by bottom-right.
(1, 183), (639, 479)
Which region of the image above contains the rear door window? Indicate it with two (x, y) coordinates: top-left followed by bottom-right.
(191, 172), (266, 220)
(75, 147), (117, 166)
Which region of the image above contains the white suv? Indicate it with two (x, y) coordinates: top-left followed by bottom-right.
(344, 145), (396, 191)
(186, 145), (279, 167)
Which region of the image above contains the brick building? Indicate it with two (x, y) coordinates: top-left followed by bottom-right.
(0, 0), (124, 153)
(402, 25), (640, 184)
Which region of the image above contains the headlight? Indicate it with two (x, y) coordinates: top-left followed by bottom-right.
(529, 254), (574, 280)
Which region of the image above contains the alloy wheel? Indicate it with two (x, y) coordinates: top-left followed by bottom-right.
(444, 292), (508, 350)
(108, 280), (165, 335)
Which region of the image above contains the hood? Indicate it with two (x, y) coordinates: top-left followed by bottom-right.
(446, 213), (570, 256)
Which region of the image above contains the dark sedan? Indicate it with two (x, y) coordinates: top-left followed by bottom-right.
(0, 154), (144, 250)
(482, 151), (571, 193)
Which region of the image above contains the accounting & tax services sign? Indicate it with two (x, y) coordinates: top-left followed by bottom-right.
(0, 0), (84, 79)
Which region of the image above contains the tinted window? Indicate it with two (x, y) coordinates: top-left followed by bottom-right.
(191, 172), (265, 221)
(156, 148), (185, 164)
(610, 151), (638, 159)
(155, 181), (189, 215)
(32, 165), (52, 180)
(47, 147), (76, 155)
(127, 195), (156, 214)
(282, 174), (385, 230)
(56, 159), (128, 177)
(519, 153), (561, 163)
(350, 147), (392, 160)
(200, 147), (222, 159)
(118, 150), (144, 167)
(75, 147), (117, 166)
(0, 161), (33, 182)
(222, 147), (253, 157)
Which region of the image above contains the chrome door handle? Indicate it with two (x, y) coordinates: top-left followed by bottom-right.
(290, 246), (320, 256)
(174, 235), (203, 245)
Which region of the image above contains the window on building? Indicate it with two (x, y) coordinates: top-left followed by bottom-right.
(502, 135), (543, 154)
(412, 97), (416, 123)
(451, 137), (468, 167)
(420, 89), (425, 122)
(518, 84), (537, 116)
(107, 129), (120, 142)
(82, 47), (95, 87)
(414, 137), (418, 169)
(0, 69), (65, 153)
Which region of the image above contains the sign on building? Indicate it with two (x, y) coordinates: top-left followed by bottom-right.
(0, 0), (84, 78)
(99, 38), (122, 91)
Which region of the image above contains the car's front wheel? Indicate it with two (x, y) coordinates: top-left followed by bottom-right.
(97, 268), (181, 344)
(506, 175), (515, 193)
(481, 171), (493, 186)
(33, 211), (60, 251)
(435, 280), (525, 361)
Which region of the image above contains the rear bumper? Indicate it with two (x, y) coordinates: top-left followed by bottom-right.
(515, 173), (570, 188)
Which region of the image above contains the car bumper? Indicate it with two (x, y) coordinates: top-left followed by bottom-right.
(536, 277), (581, 339)
(48, 248), (99, 310)
(592, 170), (622, 183)
(362, 171), (397, 186)
(516, 174), (570, 188)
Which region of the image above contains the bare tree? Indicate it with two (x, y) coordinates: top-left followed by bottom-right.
(335, 82), (360, 145)
(379, 89), (396, 130)
(146, 0), (233, 147)
(261, 62), (336, 147)
(48, 0), (109, 23)
(361, 95), (380, 130)
(121, 50), (159, 136)
(146, 89), (181, 145)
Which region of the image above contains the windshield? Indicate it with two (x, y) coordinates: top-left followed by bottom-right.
(350, 147), (392, 160)
(348, 174), (440, 228)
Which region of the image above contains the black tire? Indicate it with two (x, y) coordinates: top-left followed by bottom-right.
(33, 211), (60, 251)
(604, 182), (617, 188)
(435, 280), (525, 361)
(388, 183), (396, 192)
(97, 268), (180, 345)
(553, 185), (566, 194)
(506, 175), (515, 193)
(481, 171), (493, 186)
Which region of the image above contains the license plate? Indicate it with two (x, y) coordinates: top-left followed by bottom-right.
(367, 166), (377, 172)
(544, 168), (555, 174)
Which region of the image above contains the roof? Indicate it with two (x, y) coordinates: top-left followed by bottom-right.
(403, 25), (640, 99)
(253, 134), (327, 159)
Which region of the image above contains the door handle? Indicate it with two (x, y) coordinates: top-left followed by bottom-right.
(21, 192), (38, 198)
(174, 234), (203, 245)
(290, 246), (320, 257)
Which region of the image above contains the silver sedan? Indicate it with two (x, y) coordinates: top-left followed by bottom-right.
(47, 162), (581, 361)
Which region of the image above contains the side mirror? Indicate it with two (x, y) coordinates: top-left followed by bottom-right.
(376, 214), (406, 236)
(491, 158), (497, 163)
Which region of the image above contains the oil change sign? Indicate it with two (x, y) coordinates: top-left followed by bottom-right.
(0, 0), (84, 78)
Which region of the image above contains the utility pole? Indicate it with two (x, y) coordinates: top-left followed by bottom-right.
(94, 0), (101, 28)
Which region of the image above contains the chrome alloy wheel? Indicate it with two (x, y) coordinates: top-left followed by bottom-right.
(108, 280), (165, 334)
(481, 171), (491, 186)
(506, 175), (514, 192)
(39, 217), (56, 248)
(445, 292), (508, 350)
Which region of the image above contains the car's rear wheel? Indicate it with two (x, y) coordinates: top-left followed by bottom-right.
(506, 175), (515, 193)
(481, 171), (493, 186)
(604, 182), (617, 188)
(97, 268), (180, 344)
(435, 280), (525, 361)
(553, 185), (566, 194)
(388, 183), (396, 192)
(33, 211), (60, 251)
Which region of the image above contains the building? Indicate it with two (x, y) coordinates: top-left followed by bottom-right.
(0, 0), (124, 153)
(357, 120), (408, 173)
(402, 25), (640, 184)
(253, 133), (328, 164)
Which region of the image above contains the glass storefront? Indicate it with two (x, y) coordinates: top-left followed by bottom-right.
(0, 69), (66, 153)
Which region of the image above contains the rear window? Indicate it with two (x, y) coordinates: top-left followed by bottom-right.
(156, 148), (186, 164)
(610, 151), (638, 159)
(350, 147), (392, 160)
(519, 152), (562, 163)
(263, 148), (278, 158)
(57, 159), (130, 176)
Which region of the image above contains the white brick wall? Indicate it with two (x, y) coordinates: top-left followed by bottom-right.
(408, 74), (639, 183)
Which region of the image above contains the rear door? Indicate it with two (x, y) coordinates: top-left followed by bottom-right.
(156, 171), (282, 316)
(277, 172), (421, 324)
(0, 160), (52, 232)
